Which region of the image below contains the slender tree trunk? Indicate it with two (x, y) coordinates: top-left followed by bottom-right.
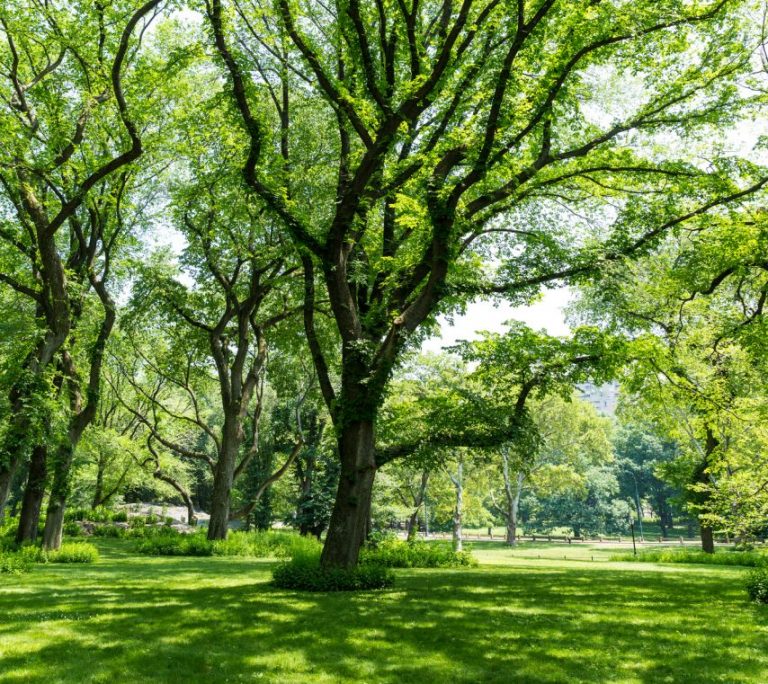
(0, 395), (35, 522)
(406, 509), (420, 541)
(506, 475), (523, 545)
(452, 459), (463, 552)
(405, 471), (429, 542)
(16, 444), (48, 543)
(320, 420), (376, 568)
(698, 426), (719, 554)
(501, 449), (524, 546)
(152, 470), (197, 526)
(92, 455), (106, 509)
(0, 462), (19, 522)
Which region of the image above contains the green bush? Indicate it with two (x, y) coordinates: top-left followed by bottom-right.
(0, 551), (31, 574)
(135, 532), (213, 556)
(63, 521), (82, 537)
(112, 510), (128, 523)
(360, 539), (478, 568)
(213, 530), (322, 559)
(19, 542), (99, 564)
(47, 542), (99, 564)
(129, 516), (147, 529)
(746, 568), (768, 604)
(65, 506), (116, 524)
(92, 524), (126, 538)
(135, 529), (322, 559)
(610, 548), (768, 567)
(272, 553), (394, 592)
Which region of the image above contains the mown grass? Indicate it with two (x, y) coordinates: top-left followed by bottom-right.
(611, 547), (768, 567)
(0, 539), (767, 683)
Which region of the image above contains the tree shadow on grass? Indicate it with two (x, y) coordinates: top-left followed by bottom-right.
(0, 559), (766, 683)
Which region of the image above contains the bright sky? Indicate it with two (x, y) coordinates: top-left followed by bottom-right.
(421, 288), (572, 353)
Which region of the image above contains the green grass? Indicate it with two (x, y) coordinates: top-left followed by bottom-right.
(1, 539), (767, 683)
(611, 547), (768, 567)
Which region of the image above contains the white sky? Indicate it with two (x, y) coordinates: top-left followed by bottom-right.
(421, 288), (572, 353)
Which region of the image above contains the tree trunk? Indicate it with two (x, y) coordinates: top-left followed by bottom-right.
(452, 459), (463, 552)
(207, 461), (234, 540)
(16, 444), (48, 544)
(406, 509), (420, 541)
(320, 420), (376, 568)
(0, 461), (19, 522)
(207, 415), (241, 540)
(505, 475), (523, 546)
(42, 442), (75, 550)
(92, 455), (106, 509)
(697, 426), (718, 554)
(501, 449), (524, 546)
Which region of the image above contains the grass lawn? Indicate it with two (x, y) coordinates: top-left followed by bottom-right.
(1, 540), (767, 683)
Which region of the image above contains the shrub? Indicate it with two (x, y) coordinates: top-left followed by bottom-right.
(47, 542), (99, 564)
(65, 506), (116, 524)
(135, 532), (213, 556)
(746, 568), (768, 604)
(63, 521), (82, 537)
(18, 542), (99, 564)
(92, 524), (126, 538)
(212, 530), (322, 559)
(272, 553), (394, 592)
(610, 548), (768, 567)
(112, 510), (128, 523)
(360, 539), (478, 568)
(0, 552), (31, 575)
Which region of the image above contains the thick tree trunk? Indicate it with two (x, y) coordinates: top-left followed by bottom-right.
(42, 442), (76, 550)
(16, 445), (48, 543)
(207, 463), (234, 540)
(452, 459), (463, 552)
(701, 524), (715, 554)
(207, 418), (240, 540)
(320, 420), (376, 568)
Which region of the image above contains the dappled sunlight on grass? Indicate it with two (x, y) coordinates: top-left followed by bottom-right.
(0, 539), (766, 682)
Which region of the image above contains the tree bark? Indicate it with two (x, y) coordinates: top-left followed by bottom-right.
(0, 461), (19, 522)
(320, 420), (377, 568)
(16, 444), (48, 543)
(502, 449), (524, 546)
(42, 442), (75, 550)
(92, 454), (106, 509)
(452, 459), (463, 552)
(698, 425), (718, 554)
(207, 415), (241, 540)
(406, 509), (420, 541)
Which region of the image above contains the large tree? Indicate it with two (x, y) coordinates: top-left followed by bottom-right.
(202, 0), (768, 566)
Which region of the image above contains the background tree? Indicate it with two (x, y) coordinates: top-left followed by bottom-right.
(0, 0), (179, 548)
